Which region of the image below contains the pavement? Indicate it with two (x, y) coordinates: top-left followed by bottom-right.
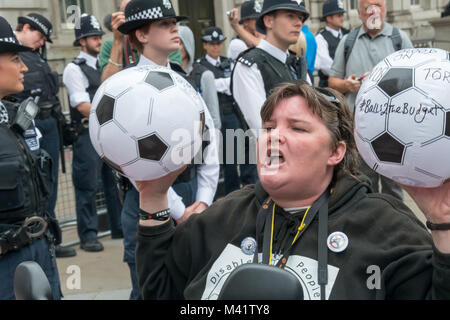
(55, 192), (425, 300)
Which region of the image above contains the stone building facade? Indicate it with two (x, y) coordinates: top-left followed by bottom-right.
(0, 0), (449, 108)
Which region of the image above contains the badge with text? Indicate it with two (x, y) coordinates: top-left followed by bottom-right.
(327, 232), (348, 253)
(240, 237), (257, 255)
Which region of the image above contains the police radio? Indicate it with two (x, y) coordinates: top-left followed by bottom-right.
(11, 95), (39, 132)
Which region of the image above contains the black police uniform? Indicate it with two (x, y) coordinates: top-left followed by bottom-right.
(65, 14), (122, 251)
(0, 16), (61, 300)
(0, 99), (61, 300)
(317, 0), (349, 88)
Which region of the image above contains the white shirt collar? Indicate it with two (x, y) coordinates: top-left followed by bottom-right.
(137, 54), (171, 68)
(257, 38), (289, 63)
(205, 54), (221, 66)
(78, 51), (99, 69)
(325, 26), (343, 38)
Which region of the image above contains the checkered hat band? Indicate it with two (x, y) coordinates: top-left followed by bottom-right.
(202, 35), (225, 42)
(0, 37), (18, 44)
(25, 16), (49, 35)
(0, 103), (9, 125)
(126, 7), (164, 22)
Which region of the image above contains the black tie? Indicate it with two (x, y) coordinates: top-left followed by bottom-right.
(95, 60), (100, 70)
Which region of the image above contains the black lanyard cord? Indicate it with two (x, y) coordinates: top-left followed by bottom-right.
(253, 188), (331, 299)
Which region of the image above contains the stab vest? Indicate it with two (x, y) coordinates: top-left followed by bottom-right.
(230, 47), (307, 129)
(12, 51), (59, 108)
(0, 101), (52, 224)
(318, 28), (349, 88)
(193, 56), (235, 115)
(69, 58), (102, 124)
(235, 47), (307, 98)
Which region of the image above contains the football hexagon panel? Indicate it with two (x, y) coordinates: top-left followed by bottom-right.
(114, 83), (155, 138)
(388, 88), (445, 144)
(121, 158), (171, 181)
(96, 95), (116, 125)
(102, 67), (144, 97)
(371, 132), (405, 164)
(137, 133), (169, 161)
(98, 122), (139, 166)
(354, 86), (390, 141)
(414, 60), (450, 110)
(377, 68), (413, 97)
(144, 71), (175, 91)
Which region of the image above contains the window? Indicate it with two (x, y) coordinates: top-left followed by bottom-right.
(59, 0), (92, 27)
(350, 0), (358, 10)
(410, 0), (420, 6)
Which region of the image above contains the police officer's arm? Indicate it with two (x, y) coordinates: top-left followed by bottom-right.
(101, 12), (126, 82)
(200, 71), (221, 130)
(63, 63), (92, 117)
(75, 102), (91, 118)
(227, 8), (262, 48)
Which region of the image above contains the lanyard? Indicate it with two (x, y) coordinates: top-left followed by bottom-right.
(253, 188), (330, 299)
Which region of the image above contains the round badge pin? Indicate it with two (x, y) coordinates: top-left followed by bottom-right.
(241, 237), (257, 255)
(327, 232), (349, 253)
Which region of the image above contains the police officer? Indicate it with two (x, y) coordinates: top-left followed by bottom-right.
(63, 14), (123, 252)
(231, 0), (310, 185)
(315, 0), (349, 88)
(227, 0), (263, 62)
(232, 0), (310, 133)
(12, 13), (76, 258)
(0, 16), (61, 300)
(192, 27), (244, 194)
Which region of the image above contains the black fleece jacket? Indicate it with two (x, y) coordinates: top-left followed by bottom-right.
(136, 175), (450, 300)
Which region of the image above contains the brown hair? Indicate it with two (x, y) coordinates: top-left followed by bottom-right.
(260, 82), (360, 184)
(15, 23), (37, 32)
(127, 23), (152, 54)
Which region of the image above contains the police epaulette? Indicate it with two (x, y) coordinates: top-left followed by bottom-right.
(72, 57), (87, 65)
(238, 56), (255, 67)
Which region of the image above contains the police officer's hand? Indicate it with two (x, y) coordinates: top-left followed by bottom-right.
(111, 11), (126, 42)
(400, 180), (450, 253)
(227, 8), (239, 27)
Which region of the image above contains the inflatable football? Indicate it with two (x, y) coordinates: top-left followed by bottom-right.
(89, 65), (205, 181)
(354, 48), (450, 187)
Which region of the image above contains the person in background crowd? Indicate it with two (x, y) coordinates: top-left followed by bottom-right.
(0, 16), (62, 300)
(301, 23), (317, 81)
(231, 0), (311, 188)
(116, 0), (220, 300)
(180, 25), (221, 130)
(12, 13), (76, 258)
(63, 14), (123, 253)
(227, 0), (264, 62)
(328, 0), (413, 201)
(193, 26), (244, 195)
(315, 0), (349, 88)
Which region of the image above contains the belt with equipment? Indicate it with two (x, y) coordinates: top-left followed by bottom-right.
(0, 216), (48, 258)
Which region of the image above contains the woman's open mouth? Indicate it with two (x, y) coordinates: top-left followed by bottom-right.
(266, 149), (286, 168)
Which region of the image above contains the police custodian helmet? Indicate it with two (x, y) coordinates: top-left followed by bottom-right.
(239, 1), (262, 24)
(73, 14), (105, 46)
(256, 0), (310, 34)
(321, 0), (346, 21)
(118, 0), (188, 35)
(0, 16), (32, 53)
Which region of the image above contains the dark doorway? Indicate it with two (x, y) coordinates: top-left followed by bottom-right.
(178, 0), (216, 60)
